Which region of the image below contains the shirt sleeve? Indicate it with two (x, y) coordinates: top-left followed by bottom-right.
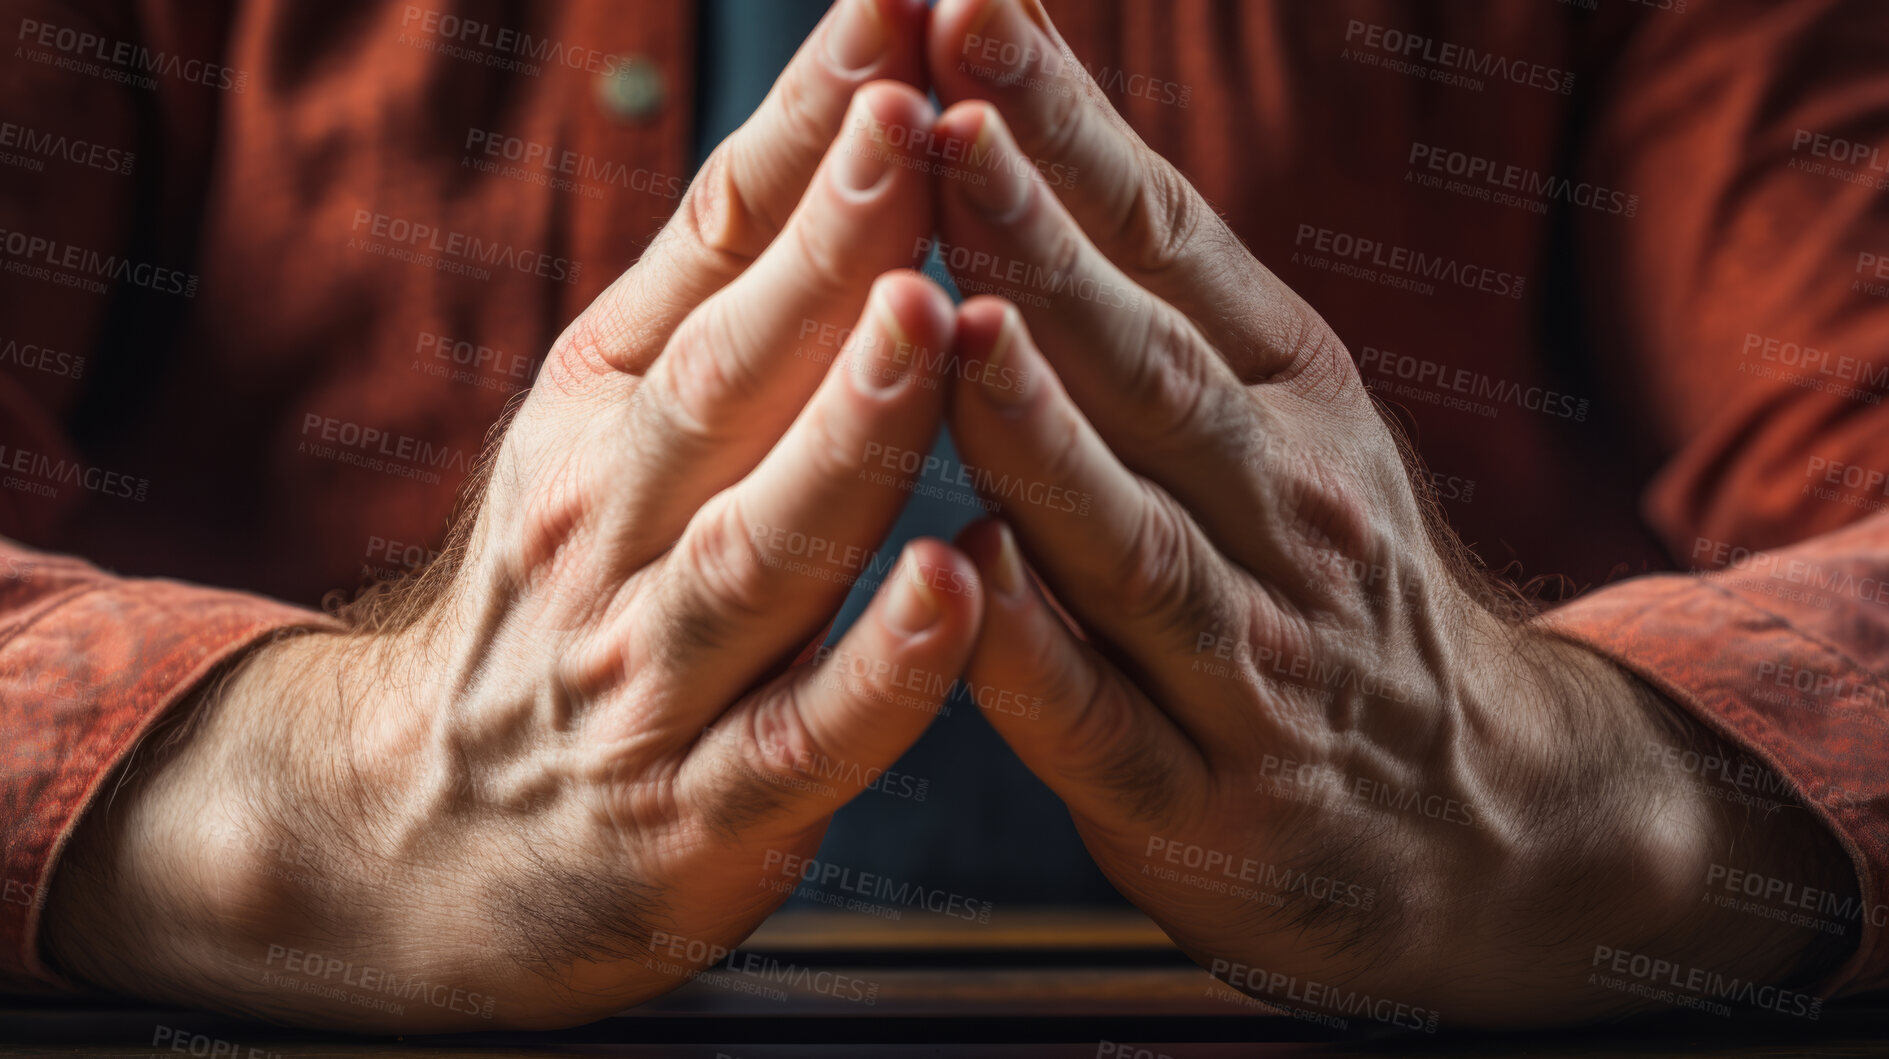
(0, 539), (329, 993)
(1551, 0), (1889, 998)
(0, 0), (334, 993)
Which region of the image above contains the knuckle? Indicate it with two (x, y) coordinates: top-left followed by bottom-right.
(1029, 75), (1090, 166)
(816, 642), (888, 708)
(788, 217), (864, 304)
(1064, 676), (1181, 827)
(1267, 297), (1353, 393)
(627, 368), (717, 469)
(673, 495), (777, 646)
(764, 69), (832, 182)
(1034, 405), (1091, 506)
(683, 142), (760, 262)
(1112, 485), (1197, 630)
(1121, 309), (1216, 454)
(1038, 224), (1088, 306)
(1116, 152), (1205, 277)
(673, 305), (772, 423)
(742, 684), (823, 786)
(714, 79), (825, 245)
(797, 401), (862, 485)
(544, 299), (631, 394)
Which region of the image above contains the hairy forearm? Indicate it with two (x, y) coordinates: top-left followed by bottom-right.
(41, 633), (316, 1011)
(1488, 633), (1858, 1023)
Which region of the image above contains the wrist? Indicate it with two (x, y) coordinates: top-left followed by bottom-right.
(1489, 630), (1858, 1021)
(41, 627), (348, 1008)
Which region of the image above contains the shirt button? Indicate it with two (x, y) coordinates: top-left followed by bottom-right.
(597, 56), (665, 122)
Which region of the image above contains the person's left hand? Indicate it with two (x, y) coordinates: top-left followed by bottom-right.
(921, 0), (1857, 1028)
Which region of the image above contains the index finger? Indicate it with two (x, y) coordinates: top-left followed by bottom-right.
(928, 0), (1313, 382)
(544, 0), (932, 389)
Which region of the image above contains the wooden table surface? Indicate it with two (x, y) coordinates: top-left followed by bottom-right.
(5, 909), (1884, 1057)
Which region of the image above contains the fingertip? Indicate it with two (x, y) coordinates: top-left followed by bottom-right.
(882, 537), (982, 641)
(832, 81), (939, 197)
(952, 295), (1016, 355)
(870, 0), (934, 67)
(846, 271), (954, 396)
(929, 0), (1059, 101)
(854, 77), (938, 124)
(927, 0), (1000, 85)
(957, 519), (1029, 601)
(953, 516), (1005, 558)
(947, 295), (1036, 410)
(871, 269), (956, 350)
(932, 99), (1016, 171)
(822, 0), (930, 81)
(929, 100), (1031, 219)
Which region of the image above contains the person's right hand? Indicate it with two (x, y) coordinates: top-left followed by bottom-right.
(40, 0), (983, 1031)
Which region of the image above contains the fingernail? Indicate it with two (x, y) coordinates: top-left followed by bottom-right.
(836, 101), (895, 193)
(963, 0), (1042, 81)
(884, 552), (943, 635)
(852, 286), (916, 393)
(961, 110), (1030, 219)
(825, 0), (886, 73)
(990, 524), (1026, 599)
(977, 304), (1030, 405)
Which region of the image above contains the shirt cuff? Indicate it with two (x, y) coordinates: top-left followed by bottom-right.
(1538, 573), (1888, 1000)
(0, 562), (333, 992)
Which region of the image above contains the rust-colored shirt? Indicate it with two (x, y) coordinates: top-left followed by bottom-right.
(6, 0), (1889, 1000)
